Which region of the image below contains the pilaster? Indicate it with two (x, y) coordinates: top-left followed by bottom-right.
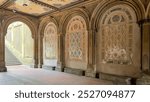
(32, 32), (39, 68)
(39, 32), (44, 68)
(141, 19), (150, 71)
(0, 22), (7, 72)
(56, 34), (64, 72)
(85, 29), (96, 77)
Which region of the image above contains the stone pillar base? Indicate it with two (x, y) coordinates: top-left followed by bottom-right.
(42, 65), (55, 70)
(85, 71), (96, 78)
(30, 64), (38, 68)
(99, 73), (133, 85)
(64, 67), (85, 76)
(56, 61), (64, 72)
(85, 64), (96, 78)
(39, 64), (43, 68)
(136, 71), (150, 85)
(55, 68), (64, 72)
(0, 67), (7, 72)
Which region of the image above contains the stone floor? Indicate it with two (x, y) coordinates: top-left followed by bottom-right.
(3, 46), (113, 85)
(0, 65), (113, 85)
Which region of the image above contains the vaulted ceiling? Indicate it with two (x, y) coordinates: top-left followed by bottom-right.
(0, 0), (85, 17)
(1, 0), (150, 17)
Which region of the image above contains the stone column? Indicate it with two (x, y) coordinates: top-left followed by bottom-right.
(32, 33), (39, 68)
(56, 34), (64, 72)
(85, 29), (96, 77)
(39, 33), (44, 68)
(0, 24), (7, 72)
(141, 20), (150, 71)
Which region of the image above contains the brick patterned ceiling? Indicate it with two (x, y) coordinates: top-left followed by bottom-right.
(0, 0), (84, 17)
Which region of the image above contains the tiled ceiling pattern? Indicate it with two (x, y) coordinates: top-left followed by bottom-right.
(8, 0), (52, 16)
(0, 0), (83, 16)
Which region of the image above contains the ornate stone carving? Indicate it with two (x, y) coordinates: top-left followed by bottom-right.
(66, 16), (87, 61)
(100, 5), (136, 65)
(44, 22), (57, 59)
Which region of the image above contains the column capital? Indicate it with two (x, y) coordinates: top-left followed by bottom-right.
(138, 19), (150, 25)
(58, 33), (64, 37)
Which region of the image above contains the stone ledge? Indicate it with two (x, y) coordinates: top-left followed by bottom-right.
(64, 67), (85, 76)
(136, 73), (150, 85)
(99, 73), (132, 85)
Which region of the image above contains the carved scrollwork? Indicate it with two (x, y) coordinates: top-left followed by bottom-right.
(44, 22), (57, 59)
(100, 5), (136, 65)
(66, 16), (87, 61)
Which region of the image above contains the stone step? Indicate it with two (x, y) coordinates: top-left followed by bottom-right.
(5, 47), (22, 66)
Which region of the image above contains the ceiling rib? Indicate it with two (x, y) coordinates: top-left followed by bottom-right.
(0, 0), (16, 8)
(29, 0), (59, 11)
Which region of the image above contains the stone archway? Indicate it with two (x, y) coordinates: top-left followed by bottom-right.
(0, 15), (38, 71)
(58, 9), (90, 73)
(96, 4), (141, 77)
(5, 21), (34, 66)
(38, 17), (59, 68)
(43, 22), (58, 68)
(65, 15), (88, 70)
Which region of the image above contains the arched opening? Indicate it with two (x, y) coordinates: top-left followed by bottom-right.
(5, 21), (34, 66)
(65, 15), (88, 70)
(43, 22), (58, 69)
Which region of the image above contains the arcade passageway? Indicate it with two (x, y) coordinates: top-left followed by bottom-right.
(0, 65), (113, 85)
(1, 0), (150, 84)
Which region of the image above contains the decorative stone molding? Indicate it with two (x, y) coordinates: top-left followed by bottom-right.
(38, 17), (58, 68)
(59, 9), (90, 34)
(91, 0), (145, 31)
(65, 15), (88, 70)
(2, 15), (37, 39)
(96, 4), (141, 77)
(1, 14), (39, 68)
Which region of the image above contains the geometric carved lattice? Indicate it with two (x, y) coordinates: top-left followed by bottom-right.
(44, 22), (57, 59)
(101, 5), (135, 65)
(69, 32), (83, 59)
(66, 16), (87, 60)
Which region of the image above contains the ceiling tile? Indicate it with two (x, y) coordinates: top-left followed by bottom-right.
(7, 0), (52, 16)
(2, 0), (83, 16)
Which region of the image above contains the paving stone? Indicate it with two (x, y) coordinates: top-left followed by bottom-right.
(0, 65), (113, 85)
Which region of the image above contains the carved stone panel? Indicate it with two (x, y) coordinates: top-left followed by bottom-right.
(101, 6), (135, 65)
(97, 5), (141, 77)
(65, 16), (88, 69)
(44, 22), (57, 60)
